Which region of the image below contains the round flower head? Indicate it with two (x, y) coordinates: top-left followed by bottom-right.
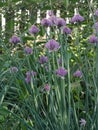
(71, 14), (84, 23)
(44, 84), (50, 91)
(39, 56), (48, 64)
(55, 17), (66, 27)
(93, 22), (98, 32)
(89, 35), (98, 44)
(25, 71), (36, 84)
(41, 18), (52, 27)
(48, 10), (54, 16)
(45, 39), (60, 52)
(49, 15), (58, 25)
(56, 67), (68, 77)
(63, 26), (71, 34)
(73, 70), (82, 78)
(10, 66), (18, 73)
(95, 9), (98, 16)
(10, 35), (21, 44)
(24, 46), (33, 54)
(79, 118), (86, 127)
(29, 25), (39, 35)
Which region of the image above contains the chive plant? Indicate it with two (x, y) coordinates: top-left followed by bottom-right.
(0, 3), (98, 130)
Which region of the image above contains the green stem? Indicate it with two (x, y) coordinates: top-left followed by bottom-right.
(67, 53), (71, 130)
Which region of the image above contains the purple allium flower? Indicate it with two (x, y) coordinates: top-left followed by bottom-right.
(73, 70), (82, 78)
(95, 9), (98, 16)
(71, 14), (84, 23)
(89, 35), (98, 43)
(79, 118), (86, 126)
(10, 66), (18, 73)
(63, 26), (71, 34)
(49, 15), (58, 25)
(44, 84), (50, 91)
(48, 10), (54, 16)
(25, 71), (36, 84)
(10, 35), (21, 44)
(39, 56), (48, 64)
(29, 25), (39, 35)
(55, 17), (66, 27)
(56, 67), (68, 77)
(24, 46), (33, 54)
(93, 22), (98, 32)
(45, 39), (60, 52)
(41, 18), (52, 27)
